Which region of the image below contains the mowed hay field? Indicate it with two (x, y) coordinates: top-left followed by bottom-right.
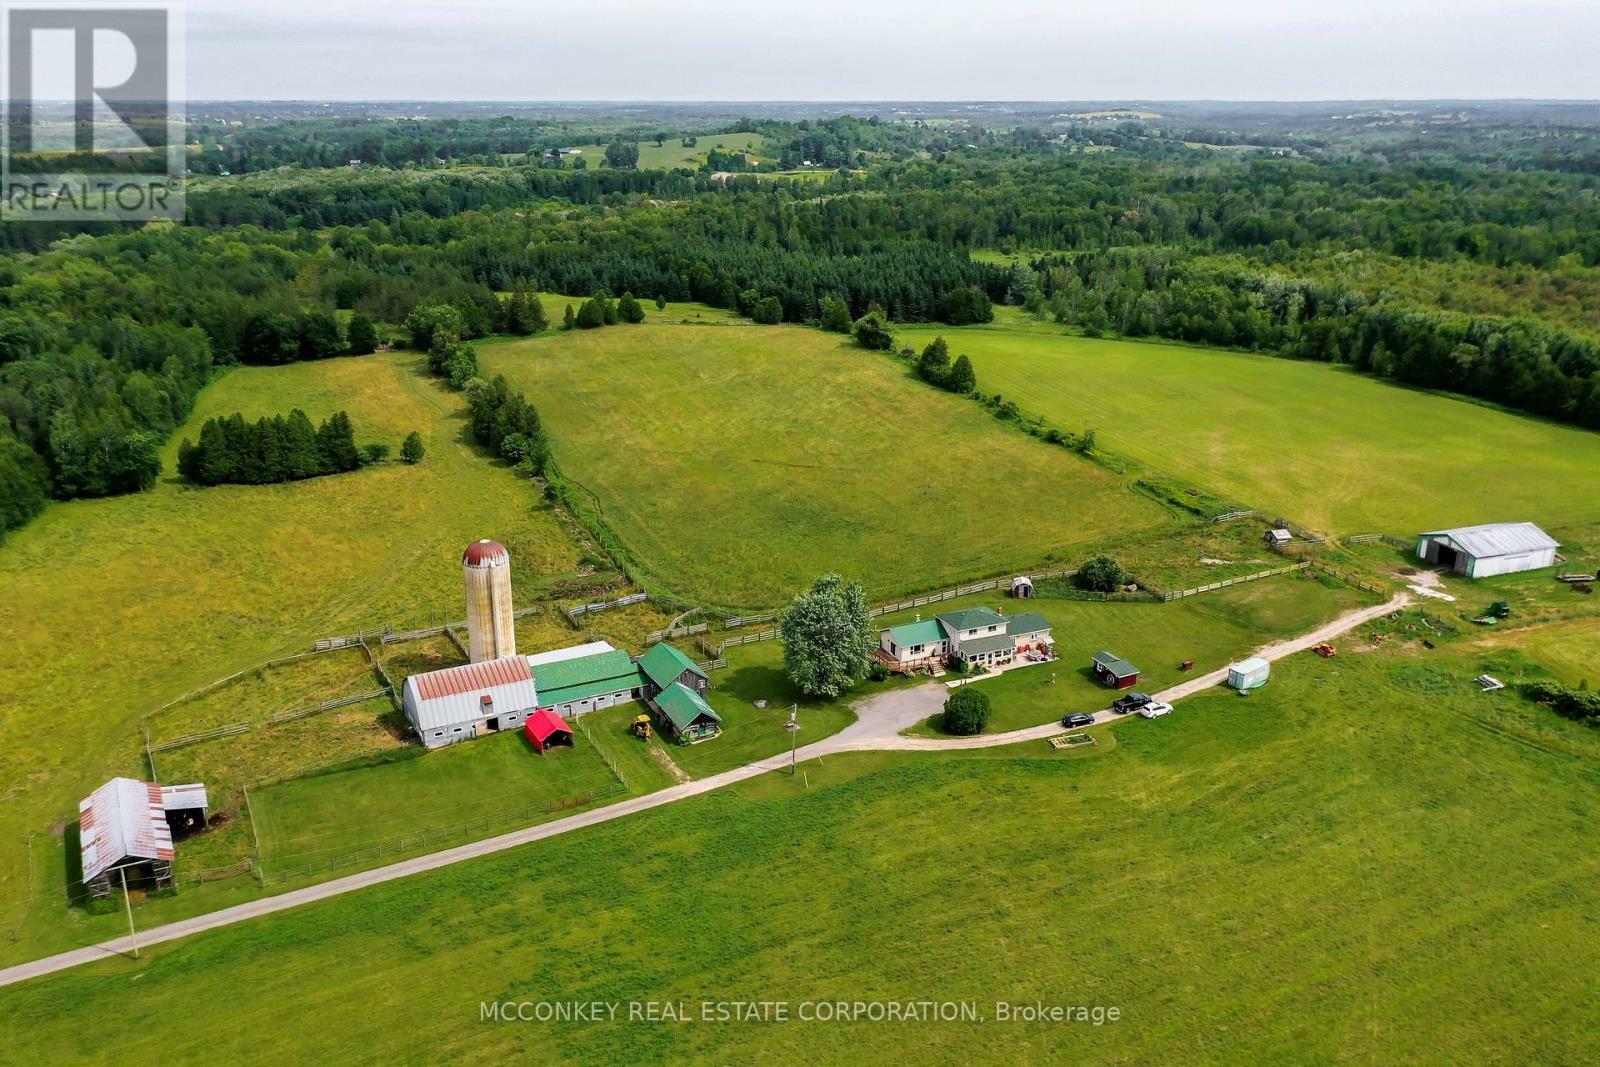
(0, 353), (579, 959)
(7, 644), (1599, 1063)
(898, 316), (1600, 536)
(477, 324), (1167, 606)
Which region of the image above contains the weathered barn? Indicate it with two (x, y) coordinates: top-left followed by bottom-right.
(524, 709), (574, 754)
(1416, 522), (1559, 578)
(79, 778), (175, 897)
(402, 656), (540, 748)
(638, 642), (710, 700)
(654, 682), (723, 743)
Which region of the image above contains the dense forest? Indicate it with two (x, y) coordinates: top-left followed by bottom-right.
(4, 106), (1600, 535)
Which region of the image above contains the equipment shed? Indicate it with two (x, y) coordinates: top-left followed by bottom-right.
(1092, 650), (1140, 690)
(524, 709), (574, 754)
(79, 778), (175, 897)
(1416, 522), (1559, 579)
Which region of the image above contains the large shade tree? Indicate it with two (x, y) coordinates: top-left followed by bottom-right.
(780, 573), (875, 699)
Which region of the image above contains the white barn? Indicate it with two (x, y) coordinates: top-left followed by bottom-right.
(1415, 522), (1559, 579)
(402, 656), (541, 748)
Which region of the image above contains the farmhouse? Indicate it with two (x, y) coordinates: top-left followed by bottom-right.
(877, 607), (1055, 673)
(402, 656), (541, 749)
(1415, 522), (1559, 578)
(79, 778), (175, 897)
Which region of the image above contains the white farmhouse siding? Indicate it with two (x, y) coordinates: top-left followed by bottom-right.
(402, 656), (540, 748)
(879, 618), (948, 665)
(1416, 522), (1559, 578)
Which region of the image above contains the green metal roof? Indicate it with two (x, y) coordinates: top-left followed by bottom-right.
(1092, 650), (1138, 677)
(1006, 612), (1052, 636)
(957, 633), (1014, 657)
(533, 649), (643, 706)
(654, 682), (721, 731)
(883, 618), (946, 646)
(638, 642), (706, 690)
(936, 607), (1007, 633)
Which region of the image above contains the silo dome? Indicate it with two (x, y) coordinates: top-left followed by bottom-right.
(462, 538), (509, 567)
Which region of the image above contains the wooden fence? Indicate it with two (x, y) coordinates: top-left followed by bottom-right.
(564, 591), (647, 624)
(645, 621), (709, 643)
(314, 627), (385, 652)
(1159, 562), (1311, 601)
(576, 717), (627, 790)
(151, 722), (251, 752)
(266, 688), (391, 726)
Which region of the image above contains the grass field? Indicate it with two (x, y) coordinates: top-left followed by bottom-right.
(901, 573), (1373, 735)
(8, 635), (1597, 1062)
(898, 313), (1600, 537)
(477, 323), (1169, 607)
(0, 353), (583, 958)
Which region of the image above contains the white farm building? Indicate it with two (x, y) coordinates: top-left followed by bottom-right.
(1415, 522), (1560, 579)
(402, 656), (541, 748)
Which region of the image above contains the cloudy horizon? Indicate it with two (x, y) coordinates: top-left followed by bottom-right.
(178, 0), (1600, 102)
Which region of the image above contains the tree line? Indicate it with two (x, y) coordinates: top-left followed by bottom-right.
(175, 410), (377, 486)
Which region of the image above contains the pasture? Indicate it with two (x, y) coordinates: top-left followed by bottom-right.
(476, 323), (1168, 607)
(897, 315), (1600, 537)
(0, 353), (581, 959)
(8, 640), (1598, 1063)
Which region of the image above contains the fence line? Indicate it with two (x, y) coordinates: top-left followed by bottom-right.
(314, 626), (386, 652)
(266, 688), (391, 726)
(151, 722), (251, 751)
(186, 859), (255, 886)
(259, 781), (627, 884)
(645, 621), (709, 643)
(1159, 562), (1311, 601)
(565, 591), (648, 623)
(698, 657), (728, 672)
(576, 717), (628, 791)
(144, 646), (354, 722)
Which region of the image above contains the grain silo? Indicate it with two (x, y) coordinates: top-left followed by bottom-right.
(462, 538), (516, 662)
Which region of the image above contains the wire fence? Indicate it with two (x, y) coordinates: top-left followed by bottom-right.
(258, 781), (627, 885)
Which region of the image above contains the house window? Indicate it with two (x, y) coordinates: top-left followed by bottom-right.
(988, 625), (998, 633)
(909, 644), (922, 654)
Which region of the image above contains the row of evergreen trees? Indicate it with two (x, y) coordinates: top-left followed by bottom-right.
(465, 375), (551, 471)
(913, 338), (978, 394)
(565, 290), (647, 329)
(176, 410), (363, 486)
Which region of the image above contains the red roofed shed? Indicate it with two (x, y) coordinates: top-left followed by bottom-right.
(524, 709), (574, 754)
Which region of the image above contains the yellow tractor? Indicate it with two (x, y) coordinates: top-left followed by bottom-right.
(631, 714), (652, 741)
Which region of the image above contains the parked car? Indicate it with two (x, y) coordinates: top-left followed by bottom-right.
(1138, 701), (1173, 719)
(1111, 692), (1152, 714)
(1061, 712), (1095, 728)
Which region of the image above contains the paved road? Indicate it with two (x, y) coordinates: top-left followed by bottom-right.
(0, 592), (1407, 990)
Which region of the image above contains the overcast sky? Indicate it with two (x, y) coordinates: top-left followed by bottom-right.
(184, 0), (1600, 100)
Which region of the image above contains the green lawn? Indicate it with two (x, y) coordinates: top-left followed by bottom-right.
(477, 323), (1168, 607)
(0, 353), (582, 959)
(900, 573), (1372, 734)
(898, 314), (1600, 537)
(8, 638), (1597, 1062)
(251, 728), (630, 875)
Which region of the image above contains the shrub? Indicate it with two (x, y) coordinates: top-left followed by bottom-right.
(1077, 555), (1128, 593)
(852, 308), (895, 351)
(942, 687), (991, 736)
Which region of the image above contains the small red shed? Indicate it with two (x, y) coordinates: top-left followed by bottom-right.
(524, 709), (574, 754)
(1092, 650), (1140, 690)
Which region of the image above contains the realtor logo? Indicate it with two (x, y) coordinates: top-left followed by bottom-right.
(1, 1), (185, 221)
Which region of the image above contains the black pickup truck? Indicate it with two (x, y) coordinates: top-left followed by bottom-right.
(1111, 692), (1153, 714)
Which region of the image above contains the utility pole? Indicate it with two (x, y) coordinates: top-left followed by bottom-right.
(119, 867), (140, 960)
(785, 706), (800, 775)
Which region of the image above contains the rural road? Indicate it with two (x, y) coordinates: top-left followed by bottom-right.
(0, 592), (1408, 990)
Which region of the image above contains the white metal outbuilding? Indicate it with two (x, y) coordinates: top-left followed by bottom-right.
(1416, 522), (1559, 579)
(79, 777), (174, 895)
(402, 656), (541, 748)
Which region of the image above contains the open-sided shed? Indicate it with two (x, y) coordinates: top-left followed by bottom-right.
(524, 709), (574, 754)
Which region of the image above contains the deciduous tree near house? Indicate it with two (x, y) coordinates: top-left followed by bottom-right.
(780, 573), (875, 699)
